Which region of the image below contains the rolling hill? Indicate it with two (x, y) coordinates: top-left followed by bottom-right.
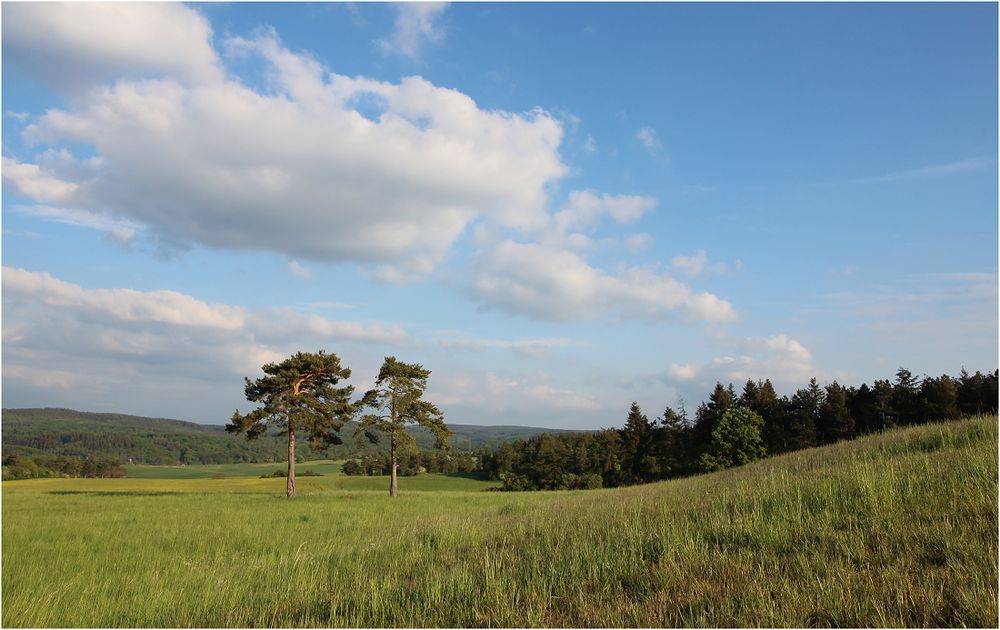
(1, 407), (579, 465)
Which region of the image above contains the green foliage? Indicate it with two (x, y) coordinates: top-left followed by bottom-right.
(341, 451), (478, 477)
(482, 367), (997, 493)
(1, 454), (126, 480)
(357, 357), (451, 450)
(698, 407), (767, 472)
(818, 381), (854, 444)
(227, 350), (356, 450)
(480, 430), (622, 490)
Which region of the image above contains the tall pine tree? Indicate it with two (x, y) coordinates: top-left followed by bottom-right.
(357, 357), (450, 497)
(227, 351), (355, 498)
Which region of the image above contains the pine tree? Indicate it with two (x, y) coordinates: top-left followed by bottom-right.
(784, 378), (822, 450)
(657, 403), (689, 477)
(919, 374), (959, 422)
(693, 383), (735, 455)
(892, 367), (922, 424)
(818, 381), (854, 443)
(849, 383), (879, 434)
(227, 351), (355, 498)
(357, 357), (450, 497)
(620, 402), (658, 484)
(872, 379), (896, 429)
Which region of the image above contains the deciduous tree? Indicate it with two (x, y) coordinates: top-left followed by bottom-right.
(698, 407), (766, 472)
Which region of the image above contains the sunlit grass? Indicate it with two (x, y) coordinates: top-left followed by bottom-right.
(3, 416), (996, 627)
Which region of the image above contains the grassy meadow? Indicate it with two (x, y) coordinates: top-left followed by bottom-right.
(3, 416), (997, 627)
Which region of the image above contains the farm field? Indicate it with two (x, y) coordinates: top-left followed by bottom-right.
(3, 416), (997, 627)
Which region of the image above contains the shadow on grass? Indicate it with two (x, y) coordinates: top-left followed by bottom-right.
(48, 490), (182, 497)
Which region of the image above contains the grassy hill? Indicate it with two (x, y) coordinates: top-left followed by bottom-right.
(2, 415), (995, 627)
(1, 407), (578, 465)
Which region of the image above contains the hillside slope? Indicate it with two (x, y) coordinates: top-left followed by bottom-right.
(2, 415), (995, 627)
(1, 407), (578, 464)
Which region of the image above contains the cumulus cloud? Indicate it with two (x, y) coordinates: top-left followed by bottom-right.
(3, 267), (246, 330)
(469, 240), (736, 323)
(6, 8), (566, 280)
(1, 2), (222, 90)
(550, 190), (655, 235)
(377, 3), (449, 59)
(2, 158), (79, 203)
(533, 190), (657, 251)
(665, 333), (816, 388)
(2, 267), (409, 406)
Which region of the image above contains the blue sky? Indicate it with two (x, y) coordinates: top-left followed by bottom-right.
(2, 2), (996, 428)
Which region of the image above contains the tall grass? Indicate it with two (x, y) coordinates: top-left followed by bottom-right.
(3, 416), (996, 627)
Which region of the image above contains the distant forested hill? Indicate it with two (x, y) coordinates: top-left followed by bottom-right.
(1, 408), (577, 465)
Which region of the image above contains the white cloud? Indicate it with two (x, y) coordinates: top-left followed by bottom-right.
(583, 134), (597, 156)
(665, 333), (817, 388)
(288, 260), (312, 280)
(12, 26), (566, 279)
(1, 2), (222, 90)
(636, 126), (661, 154)
(551, 189), (655, 234)
(2, 158), (78, 203)
(670, 249), (730, 276)
(667, 362), (701, 381)
(2, 267), (409, 391)
(469, 240), (737, 323)
(3, 267), (246, 330)
(377, 3), (448, 59)
(536, 190), (656, 251)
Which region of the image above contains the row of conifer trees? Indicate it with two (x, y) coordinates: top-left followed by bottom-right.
(478, 367), (998, 491)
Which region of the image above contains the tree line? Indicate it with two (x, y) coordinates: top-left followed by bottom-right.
(478, 367), (998, 491)
(341, 451), (478, 477)
(2, 454), (127, 480)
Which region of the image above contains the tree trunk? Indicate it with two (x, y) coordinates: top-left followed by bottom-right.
(389, 429), (398, 497)
(287, 424), (296, 498)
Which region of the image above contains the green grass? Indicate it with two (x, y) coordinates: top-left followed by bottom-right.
(3, 416), (996, 627)
(123, 459), (350, 479)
